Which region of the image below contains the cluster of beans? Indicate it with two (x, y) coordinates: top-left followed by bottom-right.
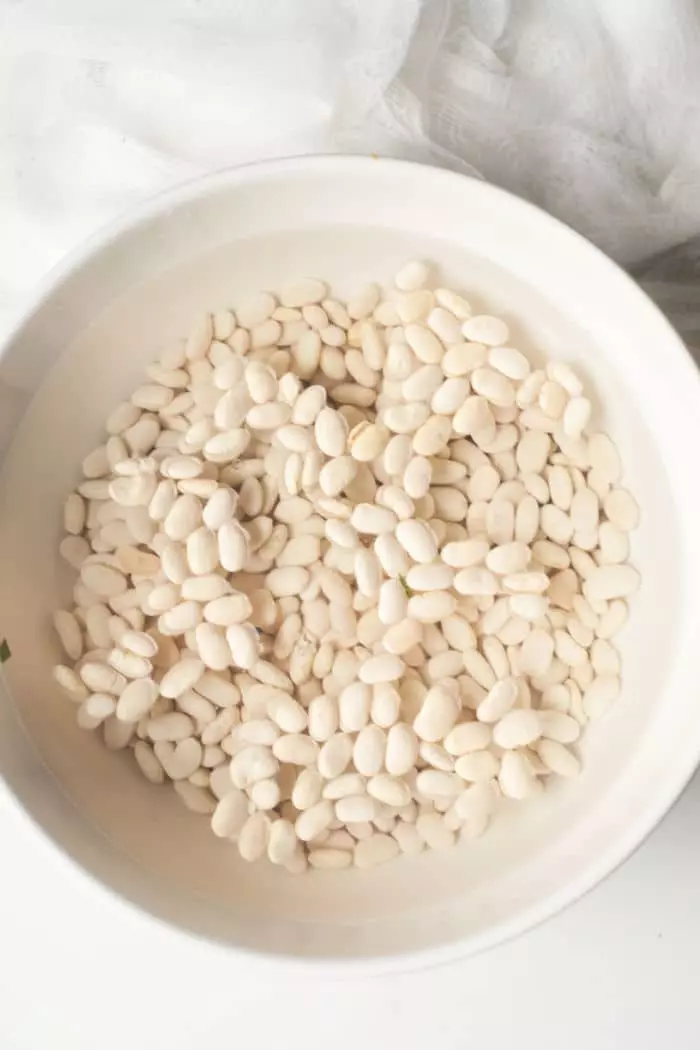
(52, 261), (639, 872)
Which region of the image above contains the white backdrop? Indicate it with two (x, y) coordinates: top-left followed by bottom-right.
(3, 3), (700, 1046)
(2, 0), (699, 344)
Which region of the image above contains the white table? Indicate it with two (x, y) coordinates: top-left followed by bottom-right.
(2, 770), (698, 1049)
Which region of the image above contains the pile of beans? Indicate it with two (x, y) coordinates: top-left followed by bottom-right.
(52, 261), (640, 872)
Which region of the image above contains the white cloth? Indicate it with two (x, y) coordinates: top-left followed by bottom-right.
(2, 0), (699, 343)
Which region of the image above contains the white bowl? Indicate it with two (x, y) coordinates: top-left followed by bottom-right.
(1, 156), (700, 973)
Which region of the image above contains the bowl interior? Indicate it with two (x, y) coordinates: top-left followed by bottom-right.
(1, 158), (699, 966)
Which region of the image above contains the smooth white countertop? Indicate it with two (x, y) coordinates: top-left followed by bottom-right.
(2, 770), (698, 1049)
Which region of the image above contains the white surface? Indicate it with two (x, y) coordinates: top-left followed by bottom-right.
(2, 775), (700, 1049)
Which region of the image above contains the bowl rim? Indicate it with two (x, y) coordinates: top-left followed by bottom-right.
(2, 152), (700, 976)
